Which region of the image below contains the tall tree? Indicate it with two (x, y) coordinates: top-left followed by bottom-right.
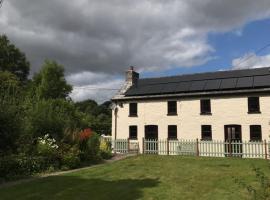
(33, 60), (72, 99)
(0, 35), (30, 82)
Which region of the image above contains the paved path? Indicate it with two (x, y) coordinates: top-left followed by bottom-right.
(0, 154), (136, 188)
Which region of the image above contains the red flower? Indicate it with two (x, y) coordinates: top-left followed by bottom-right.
(79, 128), (92, 141)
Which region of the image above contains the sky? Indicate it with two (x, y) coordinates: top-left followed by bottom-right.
(1, 0), (270, 103)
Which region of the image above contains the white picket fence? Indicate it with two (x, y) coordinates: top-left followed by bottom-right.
(101, 136), (270, 159)
(142, 139), (269, 159)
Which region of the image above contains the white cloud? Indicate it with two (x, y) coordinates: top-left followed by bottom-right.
(2, 0), (270, 102)
(67, 72), (123, 103)
(232, 53), (270, 69)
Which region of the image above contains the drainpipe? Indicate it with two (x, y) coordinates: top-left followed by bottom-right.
(114, 106), (118, 140)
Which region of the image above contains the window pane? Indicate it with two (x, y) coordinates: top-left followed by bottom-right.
(201, 125), (212, 140)
(168, 101), (177, 115)
(201, 99), (211, 114)
(129, 103), (137, 116)
(248, 97), (260, 113)
(129, 126), (137, 139)
(168, 125), (177, 139)
(250, 125), (262, 141)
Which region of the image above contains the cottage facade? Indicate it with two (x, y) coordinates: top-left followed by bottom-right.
(111, 67), (270, 153)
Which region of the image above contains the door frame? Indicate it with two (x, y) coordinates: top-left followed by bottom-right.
(224, 124), (242, 157)
(144, 125), (158, 154)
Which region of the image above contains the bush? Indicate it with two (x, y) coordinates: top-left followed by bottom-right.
(0, 155), (55, 182)
(60, 145), (81, 170)
(80, 133), (101, 162)
(100, 140), (113, 159)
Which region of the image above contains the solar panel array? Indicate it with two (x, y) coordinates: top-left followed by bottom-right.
(125, 67), (270, 96)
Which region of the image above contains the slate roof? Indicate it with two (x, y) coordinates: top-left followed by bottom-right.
(125, 67), (270, 96)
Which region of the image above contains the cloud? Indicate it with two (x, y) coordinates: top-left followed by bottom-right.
(232, 53), (270, 69)
(66, 72), (123, 103)
(1, 0), (270, 75)
(1, 0), (270, 101)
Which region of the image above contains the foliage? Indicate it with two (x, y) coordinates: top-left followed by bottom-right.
(100, 139), (113, 159)
(79, 128), (92, 141)
(60, 145), (81, 170)
(0, 155), (56, 182)
(235, 166), (270, 200)
(0, 35), (112, 181)
(0, 35), (30, 82)
(32, 60), (72, 99)
(37, 134), (59, 156)
(75, 100), (112, 135)
(80, 133), (101, 162)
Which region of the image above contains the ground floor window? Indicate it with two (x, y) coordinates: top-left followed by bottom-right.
(129, 126), (138, 140)
(168, 125), (177, 140)
(250, 125), (262, 141)
(201, 125), (212, 140)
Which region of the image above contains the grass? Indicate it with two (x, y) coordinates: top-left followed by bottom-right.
(0, 155), (269, 200)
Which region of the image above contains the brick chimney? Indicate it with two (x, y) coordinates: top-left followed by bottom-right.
(126, 66), (139, 87)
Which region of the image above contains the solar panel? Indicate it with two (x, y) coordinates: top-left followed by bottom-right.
(236, 77), (253, 88)
(204, 79), (221, 90)
(253, 75), (270, 87)
(175, 82), (191, 92)
(189, 80), (207, 91)
(160, 83), (178, 94)
(220, 78), (237, 89)
(125, 67), (270, 96)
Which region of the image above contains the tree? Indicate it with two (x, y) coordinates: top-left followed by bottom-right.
(0, 35), (30, 82)
(33, 60), (72, 99)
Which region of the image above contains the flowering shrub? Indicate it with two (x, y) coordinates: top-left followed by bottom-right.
(79, 128), (92, 141)
(100, 140), (112, 159)
(37, 134), (59, 156)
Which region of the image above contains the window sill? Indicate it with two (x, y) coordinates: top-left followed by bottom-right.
(129, 115), (138, 117)
(247, 111), (261, 114)
(129, 138), (138, 140)
(167, 113), (177, 116)
(200, 112), (212, 115)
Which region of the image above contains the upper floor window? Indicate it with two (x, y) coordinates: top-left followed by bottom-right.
(129, 103), (137, 117)
(200, 99), (211, 114)
(129, 126), (138, 140)
(168, 125), (177, 140)
(250, 125), (262, 141)
(248, 97), (260, 113)
(168, 101), (177, 115)
(201, 125), (212, 140)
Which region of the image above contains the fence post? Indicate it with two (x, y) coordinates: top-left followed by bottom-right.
(167, 138), (169, 155)
(196, 138), (199, 157)
(127, 138), (130, 153)
(264, 139), (268, 160)
(142, 137), (145, 154)
(229, 140), (232, 157)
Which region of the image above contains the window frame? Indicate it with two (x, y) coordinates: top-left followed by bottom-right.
(248, 97), (260, 114)
(200, 99), (211, 115)
(168, 125), (177, 140)
(167, 101), (177, 115)
(129, 125), (138, 140)
(129, 103), (138, 117)
(249, 125), (262, 141)
(201, 125), (212, 141)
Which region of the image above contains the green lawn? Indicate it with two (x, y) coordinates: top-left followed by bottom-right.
(0, 155), (269, 200)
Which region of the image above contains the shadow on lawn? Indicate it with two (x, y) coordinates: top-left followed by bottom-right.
(0, 176), (160, 200)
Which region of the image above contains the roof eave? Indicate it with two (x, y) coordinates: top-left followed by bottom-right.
(111, 88), (270, 101)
